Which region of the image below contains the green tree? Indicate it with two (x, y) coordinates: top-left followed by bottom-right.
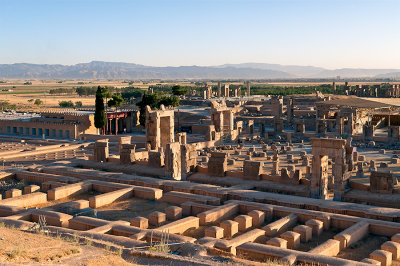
(34, 99), (43, 105)
(0, 101), (16, 111)
(58, 100), (74, 108)
(107, 94), (124, 111)
(136, 92), (179, 126)
(94, 86), (106, 133)
(172, 85), (189, 96)
(75, 101), (83, 108)
(121, 87), (143, 100)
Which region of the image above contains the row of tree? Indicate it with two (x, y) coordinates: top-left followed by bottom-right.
(48, 86), (103, 96)
(250, 84), (334, 96)
(58, 101), (83, 108)
(0, 101), (16, 111)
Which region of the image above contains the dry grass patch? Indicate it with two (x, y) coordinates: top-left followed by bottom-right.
(0, 226), (81, 263)
(84, 254), (133, 266)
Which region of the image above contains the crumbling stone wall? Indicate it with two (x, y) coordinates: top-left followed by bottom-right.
(148, 148), (165, 168)
(243, 160), (263, 180)
(311, 138), (349, 201)
(370, 171), (395, 194)
(120, 144), (136, 164)
(94, 139), (109, 162)
(145, 105), (174, 150)
(208, 152), (227, 177)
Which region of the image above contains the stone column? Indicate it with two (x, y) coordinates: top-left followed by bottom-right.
(176, 132), (187, 145)
(311, 155), (329, 200)
(363, 124), (374, 142)
(94, 139), (109, 162)
(260, 123), (265, 138)
(165, 142), (181, 180)
(347, 114), (354, 136)
(271, 160), (280, 175)
(274, 118), (283, 135)
(115, 117), (119, 135)
(118, 136), (131, 154)
(336, 116), (344, 136)
(287, 98), (294, 124)
(388, 126), (400, 144)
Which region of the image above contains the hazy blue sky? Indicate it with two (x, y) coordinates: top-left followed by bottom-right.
(1, 0), (399, 69)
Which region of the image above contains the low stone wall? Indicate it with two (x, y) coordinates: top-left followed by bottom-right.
(0, 143), (87, 160)
(334, 221), (370, 250)
(31, 209), (72, 227)
(110, 224), (196, 243)
(133, 186), (162, 200)
(48, 182), (92, 200)
(162, 191), (220, 206)
(157, 216), (200, 234)
(181, 201), (216, 216)
(349, 181), (370, 191)
(89, 187), (134, 208)
(16, 170), (79, 184)
(197, 203), (239, 225)
(309, 239), (341, 256)
(0, 205), (24, 217)
(91, 180), (131, 193)
(215, 228), (266, 254)
(236, 242), (369, 265)
(263, 214), (298, 237)
(191, 184), (228, 200)
(0, 192), (47, 208)
(68, 216), (110, 231)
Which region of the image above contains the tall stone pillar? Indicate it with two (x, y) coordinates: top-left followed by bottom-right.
(388, 126), (400, 144)
(165, 142), (181, 180)
(274, 118), (283, 135)
(217, 82), (221, 98)
(363, 124), (374, 142)
(224, 84), (230, 97)
(176, 132), (187, 144)
(336, 116), (344, 136)
(246, 81), (250, 96)
(271, 160), (279, 175)
(295, 121), (305, 137)
(287, 98), (294, 124)
(118, 136), (131, 154)
(311, 155), (329, 200)
(260, 123), (266, 138)
(347, 114), (354, 136)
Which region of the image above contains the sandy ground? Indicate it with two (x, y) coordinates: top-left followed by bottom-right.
(0, 226), (133, 265)
(361, 97), (400, 107)
(94, 198), (173, 223)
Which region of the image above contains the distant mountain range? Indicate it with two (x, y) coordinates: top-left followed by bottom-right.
(0, 61), (399, 80)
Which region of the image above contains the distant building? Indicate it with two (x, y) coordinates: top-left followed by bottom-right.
(0, 111), (97, 139)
